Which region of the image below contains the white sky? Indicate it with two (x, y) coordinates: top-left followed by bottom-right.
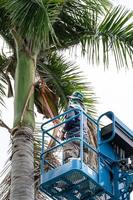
(0, 0), (133, 198)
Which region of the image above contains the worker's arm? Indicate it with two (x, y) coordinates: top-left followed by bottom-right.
(64, 107), (77, 130)
(61, 106), (77, 139)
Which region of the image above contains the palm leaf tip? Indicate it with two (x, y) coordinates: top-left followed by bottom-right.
(81, 6), (133, 68)
(0, 75), (6, 108)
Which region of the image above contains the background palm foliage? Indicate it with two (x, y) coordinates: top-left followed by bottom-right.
(86, 6), (133, 67)
(35, 53), (96, 114)
(0, 0), (133, 199)
(0, 71), (6, 107)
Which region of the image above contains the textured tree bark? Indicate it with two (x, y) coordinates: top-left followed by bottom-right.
(10, 127), (34, 200)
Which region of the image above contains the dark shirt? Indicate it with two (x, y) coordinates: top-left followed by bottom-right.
(63, 103), (88, 140)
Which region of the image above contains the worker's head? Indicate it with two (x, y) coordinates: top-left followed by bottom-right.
(68, 91), (84, 103)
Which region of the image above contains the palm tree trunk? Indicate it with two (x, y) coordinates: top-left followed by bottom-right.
(10, 46), (36, 200)
(14, 49), (35, 128)
(10, 127), (34, 200)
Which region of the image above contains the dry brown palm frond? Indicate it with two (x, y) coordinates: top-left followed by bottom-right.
(35, 80), (58, 118)
(87, 120), (98, 170)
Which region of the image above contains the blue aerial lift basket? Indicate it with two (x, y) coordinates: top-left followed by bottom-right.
(40, 109), (133, 200)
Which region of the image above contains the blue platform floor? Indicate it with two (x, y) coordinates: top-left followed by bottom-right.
(40, 160), (112, 200)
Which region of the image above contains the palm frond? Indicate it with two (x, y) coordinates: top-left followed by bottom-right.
(64, 0), (111, 16)
(0, 55), (7, 107)
(34, 82), (59, 118)
(37, 53), (97, 116)
(0, 76), (6, 107)
(53, 0), (107, 49)
(1, 0), (64, 50)
(80, 6), (133, 68)
(0, 8), (15, 50)
(0, 54), (14, 99)
(0, 0), (111, 52)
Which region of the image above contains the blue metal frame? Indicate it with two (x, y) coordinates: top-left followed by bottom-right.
(97, 111), (116, 145)
(40, 109), (133, 200)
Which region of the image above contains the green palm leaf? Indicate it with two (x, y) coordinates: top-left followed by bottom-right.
(1, 2), (133, 68)
(53, 0), (108, 49)
(1, 0), (64, 50)
(36, 52), (97, 115)
(0, 75), (6, 108)
(0, 55), (8, 108)
(80, 6), (133, 67)
(0, 0), (111, 52)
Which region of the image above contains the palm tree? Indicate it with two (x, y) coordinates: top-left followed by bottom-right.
(0, 0), (133, 200)
(0, 53), (97, 200)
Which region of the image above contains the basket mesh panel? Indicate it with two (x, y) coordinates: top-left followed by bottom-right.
(42, 171), (112, 200)
(64, 171), (87, 184)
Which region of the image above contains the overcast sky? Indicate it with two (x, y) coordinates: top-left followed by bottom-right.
(0, 0), (133, 198)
